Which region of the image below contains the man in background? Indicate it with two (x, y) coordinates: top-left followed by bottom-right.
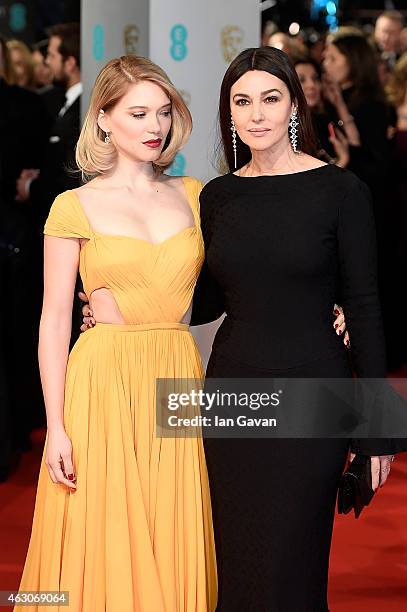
(374, 10), (404, 70)
(16, 22), (82, 221)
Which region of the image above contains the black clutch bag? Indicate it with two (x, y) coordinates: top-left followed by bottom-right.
(337, 454), (375, 518)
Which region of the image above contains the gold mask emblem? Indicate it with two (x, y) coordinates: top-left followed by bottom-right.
(221, 26), (244, 63)
(124, 24), (140, 55)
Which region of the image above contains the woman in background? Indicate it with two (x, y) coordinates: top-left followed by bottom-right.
(386, 53), (407, 364)
(6, 40), (34, 89)
(324, 31), (400, 369)
(295, 57), (352, 167)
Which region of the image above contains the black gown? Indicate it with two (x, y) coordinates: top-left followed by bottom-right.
(190, 164), (407, 612)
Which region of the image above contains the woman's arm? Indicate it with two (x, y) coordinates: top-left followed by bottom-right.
(322, 77), (360, 145)
(39, 235), (80, 488)
(190, 184), (226, 326)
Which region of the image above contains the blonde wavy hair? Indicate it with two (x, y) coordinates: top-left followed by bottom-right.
(76, 55), (192, 181)
(386, 52), (407, 108)
(7, 39), (34, 88)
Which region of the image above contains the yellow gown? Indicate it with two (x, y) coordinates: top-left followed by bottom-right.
(15, 176), (217, 612)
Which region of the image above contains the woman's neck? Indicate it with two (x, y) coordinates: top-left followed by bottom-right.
(101, 155), (157, 190)
(242, 144), (304, 176)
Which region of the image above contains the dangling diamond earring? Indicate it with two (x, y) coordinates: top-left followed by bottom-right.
(230, 116), (237, 169)
(289, 108), (300, 153)
(104, 131), (111, 144)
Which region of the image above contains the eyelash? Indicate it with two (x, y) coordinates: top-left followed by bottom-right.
(235, 96), (279, 106)
(131, 110), (171, 119)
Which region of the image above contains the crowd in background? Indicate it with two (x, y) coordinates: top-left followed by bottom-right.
(0, 23), (81, 480)
(0, 10), (407, 481)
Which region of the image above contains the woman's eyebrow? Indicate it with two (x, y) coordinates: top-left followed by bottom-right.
(232, 88), (282, 100)
(127, 102), (172, 110)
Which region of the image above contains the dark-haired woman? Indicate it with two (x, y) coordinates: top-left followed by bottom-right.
(190, 46), (406, 611)
(295, 57), (352, 167)
(323, 32), (400, 369)
(323, 32), (391, 189)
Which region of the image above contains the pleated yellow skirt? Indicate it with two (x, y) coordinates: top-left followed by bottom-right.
(15, 323), (217, 612)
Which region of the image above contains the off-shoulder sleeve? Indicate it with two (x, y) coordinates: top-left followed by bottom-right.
(44, 191), (91, 239)
(190, 181), (226, 326)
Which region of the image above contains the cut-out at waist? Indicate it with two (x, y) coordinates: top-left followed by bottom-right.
(89, 322), (190, 332)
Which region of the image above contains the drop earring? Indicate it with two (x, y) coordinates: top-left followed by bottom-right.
(104, 131), (111, 144)
(289, 108), (299, 153)
(231, 116), (237, 169)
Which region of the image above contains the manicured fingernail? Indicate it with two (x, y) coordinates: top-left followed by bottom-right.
(67, 474), (75, 480)
(338, 329), (342, 335)
(334, 323), (338, 329)
(334, 309), (339, 315)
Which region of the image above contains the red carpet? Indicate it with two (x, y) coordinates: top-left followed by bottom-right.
(1, 428), (406, 611)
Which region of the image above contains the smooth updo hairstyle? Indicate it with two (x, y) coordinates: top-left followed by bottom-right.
(218, 46), (317, 173)
(76, 55), (192, 181)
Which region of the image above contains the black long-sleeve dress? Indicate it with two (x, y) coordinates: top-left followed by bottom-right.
(190, 164), (407, 612)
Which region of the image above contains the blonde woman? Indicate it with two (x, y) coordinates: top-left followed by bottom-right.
(7, 40), (34, 88)
(15, 56), (217, 612)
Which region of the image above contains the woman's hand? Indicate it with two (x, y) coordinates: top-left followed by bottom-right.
(78, 291), (95, 331)
(333, 304), (350, 348)
(329, 124), (350, 168)
(322, 74), (345, 109)
(349, 452), (394, 491)
(45, 427), (77, 489)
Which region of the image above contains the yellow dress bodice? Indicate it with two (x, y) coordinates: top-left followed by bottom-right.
(44, 176), (204, 324)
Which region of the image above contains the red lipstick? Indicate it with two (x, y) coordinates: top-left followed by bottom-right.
(143, 138), (162, 148)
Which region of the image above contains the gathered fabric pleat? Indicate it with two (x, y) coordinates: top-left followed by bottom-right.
(15, 324), (217, 612)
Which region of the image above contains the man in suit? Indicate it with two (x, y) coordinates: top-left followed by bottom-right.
(16, 23), (82, 223)
(32, 39), (66, 121)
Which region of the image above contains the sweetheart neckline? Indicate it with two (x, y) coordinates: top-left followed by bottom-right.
(69, 176), (200, 247)
(91, 225), (198, 247)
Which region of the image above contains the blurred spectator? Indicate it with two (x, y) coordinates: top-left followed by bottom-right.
(295, 58), (354, 168)
(16, 23), (82, 220)
(323, 30), (399, 368)
(400, 27), (407, 54)
(15, 23), (83, 371)
(302, 29), (327, 65)
(374, 10), (404, 69)
(387, 52), (407, 130)
(386, 52), (407, 366)
(267, 31), (306, 61)
(323, 31), (389, 191)
(0, 36), (50, 474)
(262, 20), (279, 47)
(32, 40), (53, 89)
(32, 39), (65, 121)
(267, 32), (292, 55)
(6, 40), (35, 89)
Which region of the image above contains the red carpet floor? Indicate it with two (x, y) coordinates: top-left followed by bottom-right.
(0, 428), (406, 611)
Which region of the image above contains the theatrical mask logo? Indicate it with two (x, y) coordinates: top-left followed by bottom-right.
(124, 24), (140, 55)
(179, 90), (191, 107)
(221, 26), (244, 63)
